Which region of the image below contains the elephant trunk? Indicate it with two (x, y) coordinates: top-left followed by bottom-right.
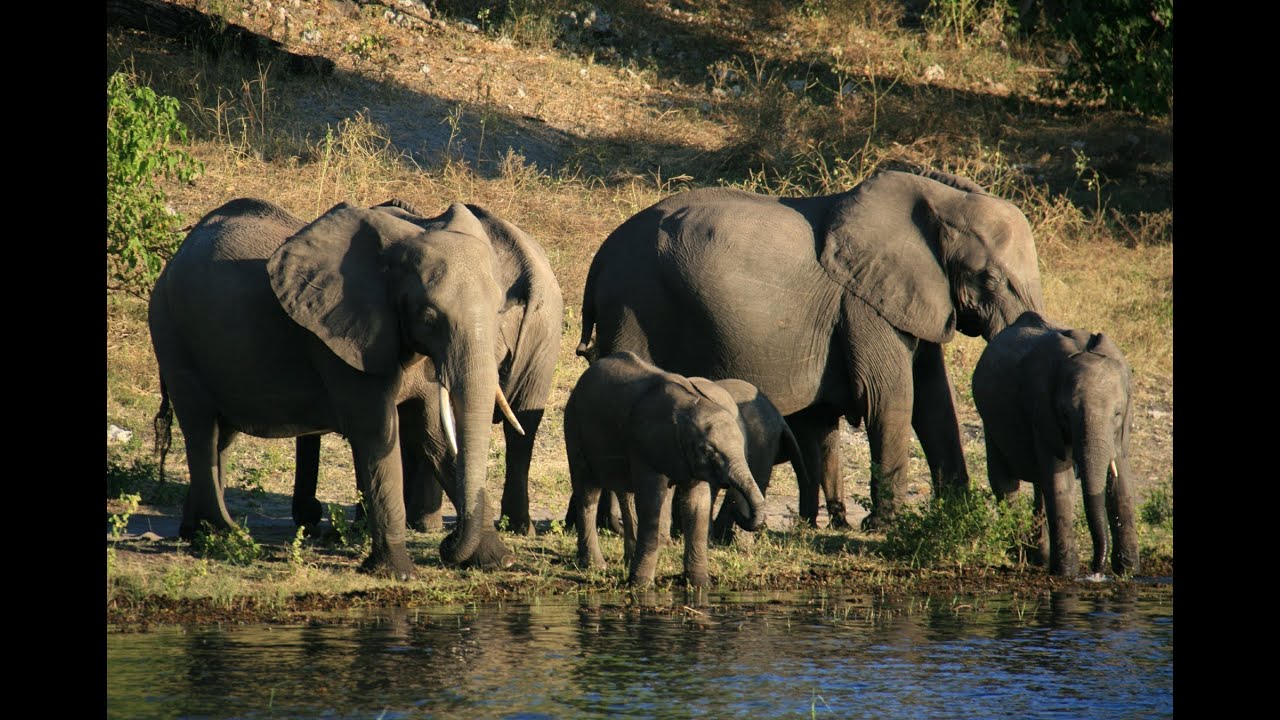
(725, 458), (767, 532)
(1074, 415), (1114, 576)
(437, 336), (514, 568)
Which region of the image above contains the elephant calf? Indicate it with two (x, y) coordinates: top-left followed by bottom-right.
(564, 351), (767, 588)
(972, 311), (1140, 577)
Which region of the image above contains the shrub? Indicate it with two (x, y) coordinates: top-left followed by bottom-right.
(1050, 0), (1173, 115)
(880, 489), (1037, 569)
(106, 71), (203, 297)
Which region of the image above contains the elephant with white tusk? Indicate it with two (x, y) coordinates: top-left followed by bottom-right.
(149, 197), (559, 578)
(972, 311), (1140, 577)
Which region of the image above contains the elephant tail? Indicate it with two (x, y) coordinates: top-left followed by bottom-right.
(575, 256), (600, 361)
(153, 379), (173, 485)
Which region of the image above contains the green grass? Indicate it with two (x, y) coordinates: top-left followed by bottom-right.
(105, 0), (1171, 621)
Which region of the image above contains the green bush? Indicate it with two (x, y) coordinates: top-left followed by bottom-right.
(106, 71), (203, 297)
(880, 489), (1037, 569)
(1054, 0), (1173, 115)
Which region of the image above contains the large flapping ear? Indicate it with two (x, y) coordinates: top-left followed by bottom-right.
(266, 203), (424, 376)
(820, 171), (957, 344)
(467, 203), (564, 410)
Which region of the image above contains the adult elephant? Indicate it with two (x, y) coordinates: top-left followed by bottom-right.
(576, 170), (1045, 530)
(150, 197), (527, 578)
(290, 199), (563, 537)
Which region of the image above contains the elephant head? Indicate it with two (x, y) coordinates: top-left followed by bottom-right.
(821, 170), (1045, 343)
(1049, 328), (1139, 576)
(266, 202), (518, 567)
(675, 378), (767, 532)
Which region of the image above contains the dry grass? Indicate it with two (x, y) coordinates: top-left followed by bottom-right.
(106, 0), (1172, 607)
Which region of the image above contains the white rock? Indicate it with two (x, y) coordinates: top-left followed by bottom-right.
(420, 64), (431, 74)
(108, 425), (133, 444)
(516, 86), (526, 98)
(923, 64), (945, 82)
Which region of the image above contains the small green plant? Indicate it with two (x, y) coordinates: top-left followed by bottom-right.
(288, 526), (307, 567)
(1140, 480), (1173, 527)
(107, 457), (154, 498)
(548, 518), (565, 536)
(191, 521), (262, 565)
(108, 492), (142, 540)
(497, 514), (511, 532)
(343, 32), (388, 63)
(880, 489), (1036, 569)
(106, 71), (204, 297)
(237, 466), (270, 499)
(161, 559), (210, 595)
(327, 495), (370, 549)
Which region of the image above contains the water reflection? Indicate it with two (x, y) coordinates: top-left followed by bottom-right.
(107, 588), (1172, 719)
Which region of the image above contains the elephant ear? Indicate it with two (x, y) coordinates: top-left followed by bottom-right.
(819, 171), (956, 344)
(686, 377), (739, 415)
(267, 203), (425, 376)
(467, 204), (563, 410)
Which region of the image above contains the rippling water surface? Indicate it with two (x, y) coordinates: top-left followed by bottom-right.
(107, 587), (1172, 719)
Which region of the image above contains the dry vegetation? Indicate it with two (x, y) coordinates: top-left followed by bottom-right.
(106, 0), (1172, 620)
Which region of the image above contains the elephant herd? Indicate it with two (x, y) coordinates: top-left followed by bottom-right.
(147, 169), (1138, 583)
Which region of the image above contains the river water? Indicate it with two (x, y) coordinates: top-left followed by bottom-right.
(107, 587), (1172, 719)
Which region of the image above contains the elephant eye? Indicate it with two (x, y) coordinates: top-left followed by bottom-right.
(420, 307), (440, 325)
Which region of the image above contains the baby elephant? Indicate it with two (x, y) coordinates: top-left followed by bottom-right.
(972, 311), (1139, 577)
(564, 351), (767, 587)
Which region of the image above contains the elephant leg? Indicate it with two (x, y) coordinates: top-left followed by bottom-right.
(911, 340), (970, 498)
(575, 484), (607, 570)
(500, 408), (543, 536)
(1031, 483), (1050, 567)
(399, 398), (448, 532)
(658, 484), (678, 546)
(985, 435), (1020, 502)
(346, 409), (415, 580)
(711, 486), (737, 545)
(1106, 455), (1140, 575)
(853, 331), (916, 532)
(787, 410), (841, 528)
(598, 490), (625, 536)
(172, 389), (237, 539)
(1042, 465), (1081, 577)
(628, 470), (669, 587)
(292, 435), (324, 528)
(681, 482), (712, 588)
(619, 491), (639, 568)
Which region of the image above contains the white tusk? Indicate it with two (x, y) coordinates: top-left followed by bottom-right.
(496, 387), (525, 435)
(1109, 459), (1118, 478)
(440, 385), (458, 456)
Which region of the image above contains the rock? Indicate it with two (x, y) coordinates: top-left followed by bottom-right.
(461, 21), (479, 33)
(923, 64), (945, 82)
(516, 86), (526, 98)
(301, 28), (321, 44)
(787, 79), (806, 92)
(108, 425), (133, 444)
(1148, 409), (1169, 419)
(579, 68), (589, 78)
(420, 63), (430, 74)
(840, 81), (858, 98)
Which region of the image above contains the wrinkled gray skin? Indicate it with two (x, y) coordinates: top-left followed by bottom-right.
(578, 170), (1044, 530)
(972, 311), (1139, 577)
(289, 199), (563, 538)
(706, 379), (809, 543)
(150, 198), (525, 578)
(564, 352), (767, 588)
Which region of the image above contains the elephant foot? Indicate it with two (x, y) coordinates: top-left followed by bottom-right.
(408, 511), (445, 533)
(441, 529), (516, 569)
(497, 516), (536, 537)
(826, 501), (851, 530)
(179, 515), (236, 541)
(859, 510), (896, 532)
(684, 571), (710, 589)
(292, 497), (323, 529)
(359, 543), (417, 581)
(577, 553), (607, 571)
(626, 573), (655, 588)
